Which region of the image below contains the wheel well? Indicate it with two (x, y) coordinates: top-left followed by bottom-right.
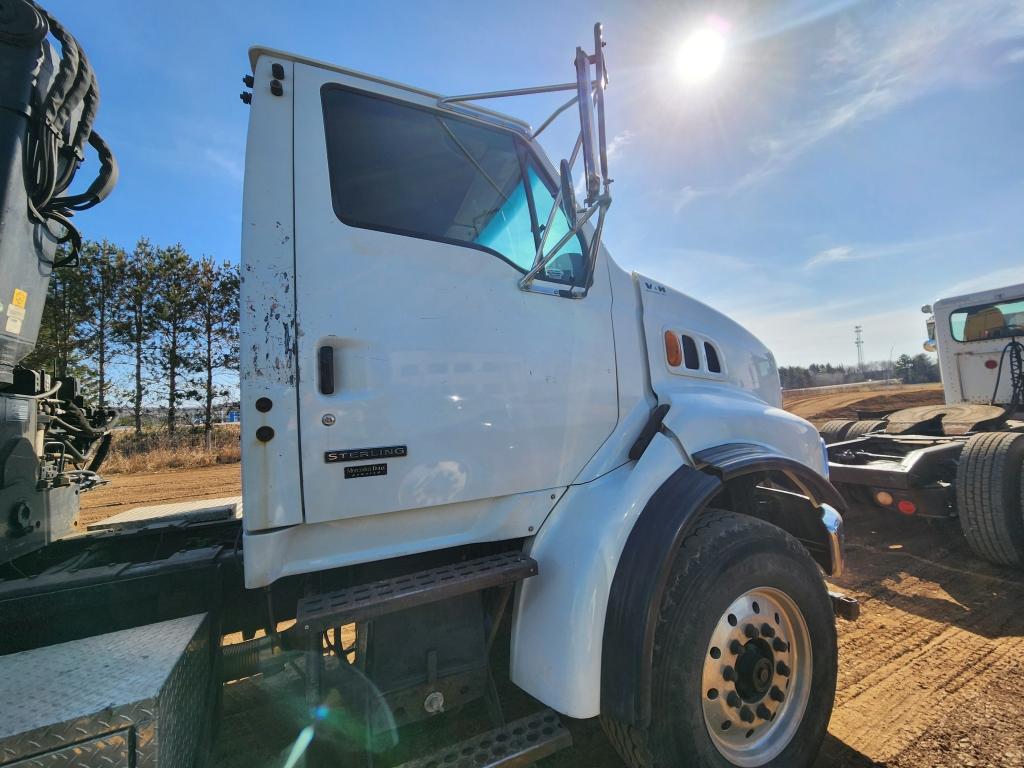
(707, 471), (833, 573)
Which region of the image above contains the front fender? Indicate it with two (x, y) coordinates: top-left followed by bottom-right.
(662, 385), (827, 477)
(510, 431), (686, 719)
(511, 389), (842, 721)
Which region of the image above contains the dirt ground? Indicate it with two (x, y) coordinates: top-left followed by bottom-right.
(87, 384), (1024, 767)
(80, 463), (241, 526)
(783, 383), (945, 427)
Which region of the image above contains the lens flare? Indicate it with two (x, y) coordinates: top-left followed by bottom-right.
(677, 26), (727, 84)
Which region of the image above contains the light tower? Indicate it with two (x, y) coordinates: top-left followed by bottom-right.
(854, 325), (864, 371)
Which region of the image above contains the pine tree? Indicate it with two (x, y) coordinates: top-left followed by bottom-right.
(22, 245), (87, 380)
(894, 353), (915, 383)
(187, 258), (240, 448)
(78, 240), (124, 409)
(149, 244), (199, 434)
(113, 239), (159, 434)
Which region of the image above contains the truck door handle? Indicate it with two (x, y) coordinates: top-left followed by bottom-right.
(318, 346), (335, 395)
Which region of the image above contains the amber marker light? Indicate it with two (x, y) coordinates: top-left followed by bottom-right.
(665, 331), (682, 367)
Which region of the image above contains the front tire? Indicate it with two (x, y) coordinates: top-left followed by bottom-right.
(602, 510), (837, 768)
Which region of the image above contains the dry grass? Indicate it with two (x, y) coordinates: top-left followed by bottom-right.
(102, 423), (241, 474)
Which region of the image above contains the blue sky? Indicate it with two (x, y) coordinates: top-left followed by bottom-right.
(47, 0), (1024, 366)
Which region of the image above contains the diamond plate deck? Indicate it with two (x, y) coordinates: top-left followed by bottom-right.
(0, 614), (210, 768)
(297, 551), (537, 631)
(86, 497), (242, 531)
(394, 709), (572, 768)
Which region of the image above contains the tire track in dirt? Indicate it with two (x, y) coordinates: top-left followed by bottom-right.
(833, 620), (1020, 761)
(824, 506), (1024, 765)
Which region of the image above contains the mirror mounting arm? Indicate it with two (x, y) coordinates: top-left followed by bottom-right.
(518, 192), (611, 294)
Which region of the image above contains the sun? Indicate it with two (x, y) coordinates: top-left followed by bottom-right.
(676, 26), (727, 85)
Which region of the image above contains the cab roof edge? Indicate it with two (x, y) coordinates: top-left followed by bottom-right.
(247, 46), (533, 135)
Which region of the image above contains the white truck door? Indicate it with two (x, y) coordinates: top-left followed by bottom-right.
(291, 63), (618, 525)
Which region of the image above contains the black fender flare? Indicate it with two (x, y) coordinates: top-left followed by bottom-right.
(601, 443), (844, 726)
(601, 464), (722, 725)
(692, 442), (846, 512)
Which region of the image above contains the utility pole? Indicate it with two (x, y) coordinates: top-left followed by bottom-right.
(855, 325), (865, 372)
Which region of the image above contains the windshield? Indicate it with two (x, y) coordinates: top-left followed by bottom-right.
(950, 297), (1024, 342)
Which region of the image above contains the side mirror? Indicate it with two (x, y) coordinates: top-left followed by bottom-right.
(559, 159), (578, 229)
(920, 304), (932, 314)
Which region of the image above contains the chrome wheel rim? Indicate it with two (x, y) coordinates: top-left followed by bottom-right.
(701, 587), (812, 767)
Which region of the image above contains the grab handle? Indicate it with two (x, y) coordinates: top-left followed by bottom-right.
(318, 346), (335, 395)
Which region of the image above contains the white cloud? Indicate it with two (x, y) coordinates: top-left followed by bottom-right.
(734, 1), (1024, 190)
(805, 231), (982, 269)
(807, 245), (854, 267)
(202, 147), (244, 183)
(672, 185), (708, 212)
(606, 130), (634, 160)
(937, 267), (1024, 299)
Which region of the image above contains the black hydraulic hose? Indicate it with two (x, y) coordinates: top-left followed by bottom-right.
(52, 130), (117, 211)
(990, 337), (1024, 410)
(19, 2), (116, 263)
(68, 71), (99, 158)
(33, 2), (81, 132)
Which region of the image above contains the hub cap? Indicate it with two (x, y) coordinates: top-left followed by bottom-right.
(701, 587), (812, 766)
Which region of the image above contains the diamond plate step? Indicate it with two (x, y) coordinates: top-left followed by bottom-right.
(297, 551), (537, 631)
(394, 709), (571, 768)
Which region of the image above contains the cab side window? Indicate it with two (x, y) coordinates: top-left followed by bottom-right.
(322, 86), (582, 284)
(951, 298), (1024, 342)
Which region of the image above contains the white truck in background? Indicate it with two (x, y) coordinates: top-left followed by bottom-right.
(822, 283), (1024, 567)
(0, 6), (854, 768)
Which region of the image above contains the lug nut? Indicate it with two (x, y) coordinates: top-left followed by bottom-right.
(740, 706), (755, 723)
(729, 640), (743, 654)
(744, 624), (759, 639)
(772, 638), (789, 653)
(770, 686), (785, 702)
(727, 692), (741, 708)
(756, 704), (772, 720)
(776, 661), (791, 677)
(760, 623), (775, 638)
(722, 665), (736, 682)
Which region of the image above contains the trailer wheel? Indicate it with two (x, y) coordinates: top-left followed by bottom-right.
(955, 431), (1024, 567)
(819, 420), (855, 445)
(601, 510), (837, 768)
(845, 420), (886, 439)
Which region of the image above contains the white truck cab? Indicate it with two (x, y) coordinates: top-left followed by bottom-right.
(0, 12), (850, 768)
(929, 283), (1024, 406)
(237, 31), (848, 768)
